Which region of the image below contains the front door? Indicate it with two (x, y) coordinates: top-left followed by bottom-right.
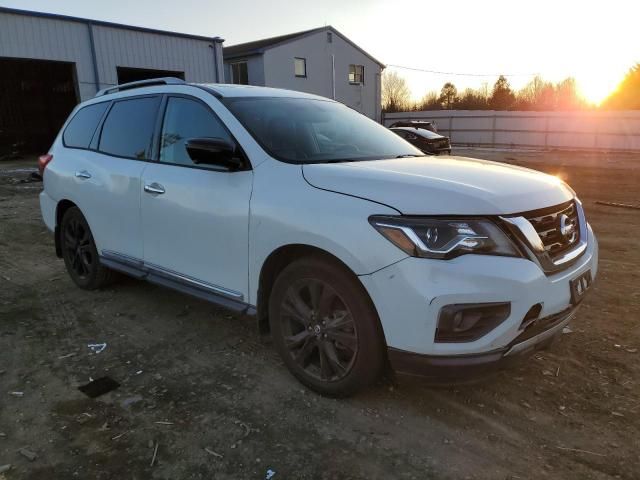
(140, 95), (253, 303)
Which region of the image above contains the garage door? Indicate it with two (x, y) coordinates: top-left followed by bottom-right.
(0, 57), (78, 158)
(116, 66), (185, 84)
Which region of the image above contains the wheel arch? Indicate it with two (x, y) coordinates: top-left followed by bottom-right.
(54, 199), (79, 258)
(256, 244), (386, 348)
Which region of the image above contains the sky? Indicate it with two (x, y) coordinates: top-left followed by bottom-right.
(2, 0), (638, 104)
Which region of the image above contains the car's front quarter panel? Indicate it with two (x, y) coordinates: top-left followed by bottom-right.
(248, 159), (408, 306)
(359, 224), (598, 356)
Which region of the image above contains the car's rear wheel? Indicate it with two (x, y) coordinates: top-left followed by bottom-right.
(60, 207), (116, 289)
(269, 256), (386, 397)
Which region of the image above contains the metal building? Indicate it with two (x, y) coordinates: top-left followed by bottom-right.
(0, 7), (224, 155)
(224, 27), (385, 122)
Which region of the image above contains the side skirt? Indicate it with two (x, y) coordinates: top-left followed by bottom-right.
(100, 253), (256, 316)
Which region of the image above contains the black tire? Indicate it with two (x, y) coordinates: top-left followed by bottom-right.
(60, 207), (116, 290)
(269, 256), (386, 397)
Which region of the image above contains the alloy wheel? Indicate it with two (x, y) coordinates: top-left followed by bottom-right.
(63, 218), (94, 278)
(279, 278), (358, 382)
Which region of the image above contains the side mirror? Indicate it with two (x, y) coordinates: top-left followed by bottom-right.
(185, 137), (243, 170)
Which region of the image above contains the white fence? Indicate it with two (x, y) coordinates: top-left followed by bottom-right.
(383, 110), (640, 152)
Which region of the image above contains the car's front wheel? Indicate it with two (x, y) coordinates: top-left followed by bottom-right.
(60, 206), (116, 290)
(269, 256), (386, 397)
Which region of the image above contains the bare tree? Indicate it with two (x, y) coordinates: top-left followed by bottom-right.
(382, 71), (412, 112)
(516, 75), (554, 110)
(417, 91), (440, 111)
(555, 77), (587, 110)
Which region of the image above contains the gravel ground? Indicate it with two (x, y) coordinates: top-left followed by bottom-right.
(0, 149), (638, 479)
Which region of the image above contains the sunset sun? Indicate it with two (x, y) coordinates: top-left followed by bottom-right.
(578, 76), (617, 105)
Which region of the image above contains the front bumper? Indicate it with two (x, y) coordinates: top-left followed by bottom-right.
(388, 306), (576, 380)
(39, 190), (57, 232)
(359, 224), (598, 361)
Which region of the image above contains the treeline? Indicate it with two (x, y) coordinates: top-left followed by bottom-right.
(382, 63), (640, 112)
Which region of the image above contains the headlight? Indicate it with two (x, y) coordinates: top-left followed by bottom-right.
(369, 216), (522, 260)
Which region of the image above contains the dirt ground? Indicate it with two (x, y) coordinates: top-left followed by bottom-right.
(0, 149), (638, 480)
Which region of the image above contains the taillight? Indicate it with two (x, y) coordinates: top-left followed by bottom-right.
(38, 154), (53, 176)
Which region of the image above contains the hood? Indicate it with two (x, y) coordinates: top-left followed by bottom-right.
(302, 156), (574, 215)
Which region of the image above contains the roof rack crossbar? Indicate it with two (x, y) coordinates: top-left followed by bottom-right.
(95, 77), (185, 97)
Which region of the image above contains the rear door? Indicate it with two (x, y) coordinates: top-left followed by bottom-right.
(140, 94), (253, 303)
(78, 95), (161, 262)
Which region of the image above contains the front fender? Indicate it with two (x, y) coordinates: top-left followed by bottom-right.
(248, 160), (407, 305)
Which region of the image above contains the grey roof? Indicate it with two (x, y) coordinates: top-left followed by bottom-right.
(224, 26), (385, 67)
(0, 6), (224, 43)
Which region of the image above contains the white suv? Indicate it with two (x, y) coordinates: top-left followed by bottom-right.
(39, 78), (598, 396)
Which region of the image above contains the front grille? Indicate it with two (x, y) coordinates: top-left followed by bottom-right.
(524, 201), (580, 259)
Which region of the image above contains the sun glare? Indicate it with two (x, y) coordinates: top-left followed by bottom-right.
(577, 76), (617, 106)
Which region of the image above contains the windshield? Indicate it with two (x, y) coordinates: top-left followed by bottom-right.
(222, 97), (423, 164)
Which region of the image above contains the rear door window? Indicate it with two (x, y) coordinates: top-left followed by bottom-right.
(99, 96), (160, 159)
(63, 102), (109, 149)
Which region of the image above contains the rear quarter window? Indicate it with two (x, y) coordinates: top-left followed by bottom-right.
(63, 102), (109, 149)
(98, 96), (161, 159)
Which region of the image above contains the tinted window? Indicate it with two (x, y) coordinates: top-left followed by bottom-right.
(159, 97), (234, 168)
(99, 97), (160, 159)
(223, 97), (422, 164)
(392, 129), (407, 139)
(415, 129), (442, 140)
(63, 102), (109, 148)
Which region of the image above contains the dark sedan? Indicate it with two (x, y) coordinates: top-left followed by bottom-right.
(390, 127), (451, 155)
(389, 120), (438, 132)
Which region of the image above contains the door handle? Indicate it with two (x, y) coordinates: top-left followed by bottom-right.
(75, 170), (91, 179)
(144, 182), (165, 195)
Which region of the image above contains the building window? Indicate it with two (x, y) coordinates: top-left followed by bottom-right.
(230, 62), (248, 85)
(349, 64), (365, 84)
(294, 58), (307, 78)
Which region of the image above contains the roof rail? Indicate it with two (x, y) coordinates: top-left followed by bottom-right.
(95, 77), (186, 97)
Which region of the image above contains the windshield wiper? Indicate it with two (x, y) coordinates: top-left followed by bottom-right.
(318, 158), (360, 164)
(395, 154), (426, 158)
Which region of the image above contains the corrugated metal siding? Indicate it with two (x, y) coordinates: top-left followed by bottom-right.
(91, 25), (217, 89)
(0, 11), (95, 99)
(0, 10), (221, 101)
(383, 110), (640, 152)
